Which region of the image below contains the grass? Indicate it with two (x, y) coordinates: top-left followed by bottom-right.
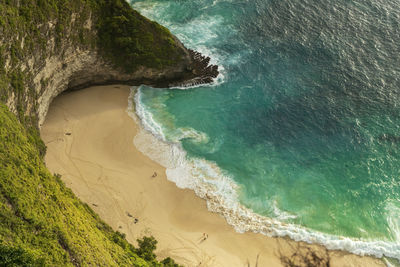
(0, 0), (185, 119)
(0, 104), (180, 266)
(0, 1), (184, 264)
(96, 0), (183, 72)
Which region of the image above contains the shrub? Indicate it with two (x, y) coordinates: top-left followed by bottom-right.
(0, 243), (45, 266)
(136, 236), (158, 262)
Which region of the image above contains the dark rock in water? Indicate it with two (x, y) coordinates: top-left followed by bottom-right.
(0, 0), (225, 133)
(2, 4), (219, 127)
(167, 49), (219, 88)
(63, 45), (219, 94)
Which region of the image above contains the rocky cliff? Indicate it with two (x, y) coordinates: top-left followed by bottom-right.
(0, 1), (217, 265)
(0, 0), (218, 126)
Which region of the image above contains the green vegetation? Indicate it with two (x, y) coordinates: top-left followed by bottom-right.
(0, 104), (180, 266)
(97, 0), (182, 71)
(0, 243), (45, 266)
(0, 0), (184, 119)
(0, 0), (185, 265)
(0, 0), (98, 118)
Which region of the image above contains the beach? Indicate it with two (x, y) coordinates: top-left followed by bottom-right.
(41, 85), (384, 267)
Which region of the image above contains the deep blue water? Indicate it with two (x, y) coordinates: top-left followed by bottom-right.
(130, 0), (400, 259)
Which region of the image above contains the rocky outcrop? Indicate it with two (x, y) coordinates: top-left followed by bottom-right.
(35, 39), (218, 126)
(2, 5), (218, 127)
(167, 49), (219, 88)
(64, 39), (219, 91)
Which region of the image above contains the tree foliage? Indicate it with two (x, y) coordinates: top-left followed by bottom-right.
(97, 0), (183, 72)
(0, 243), (45, 266)
(0, 103), (181, 266)
(0, 0), (185, 265)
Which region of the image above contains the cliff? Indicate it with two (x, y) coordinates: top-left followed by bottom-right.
(0, 0), (218, 266)
(0, 104), (172, 266)
(0, 0), (218, 126)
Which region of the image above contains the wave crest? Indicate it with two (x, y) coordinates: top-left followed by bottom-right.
(128, 87), (400, 261)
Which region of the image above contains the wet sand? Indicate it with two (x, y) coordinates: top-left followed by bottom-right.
(41, 85), (384, 267)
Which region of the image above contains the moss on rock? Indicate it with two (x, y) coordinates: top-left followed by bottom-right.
(0, 0), (185, 265)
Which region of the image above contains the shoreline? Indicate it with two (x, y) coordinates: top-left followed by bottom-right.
(132, 86), (399, 262)
(41, 85), (384, 266)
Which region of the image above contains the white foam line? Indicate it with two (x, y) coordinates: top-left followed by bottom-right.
(169, 71), (226, 90)
(169, 47), (227, 90)
(133, 86), (167, 141)
(128, 87), (400, 262)
(130, 1), (399, 260)
(131, 1), (228, 90)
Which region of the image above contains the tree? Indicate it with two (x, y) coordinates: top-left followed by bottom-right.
(136, 236), (157, 262)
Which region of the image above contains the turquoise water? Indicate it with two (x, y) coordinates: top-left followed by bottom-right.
(130, 0), (400, 259)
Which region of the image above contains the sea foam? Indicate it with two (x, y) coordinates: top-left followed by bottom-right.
(129, 0), (400, 261)
(128, 86), (400, 261)
(131, 1), (229, 88)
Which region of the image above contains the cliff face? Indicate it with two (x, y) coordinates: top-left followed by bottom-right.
(0, 1), (217, 265)
(0, 0), (218, 126)
(32, 35), (193, 126)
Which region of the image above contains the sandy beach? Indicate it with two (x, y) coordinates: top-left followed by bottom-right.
(41, 85), (384, 267)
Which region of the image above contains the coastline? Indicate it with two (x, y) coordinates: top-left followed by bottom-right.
(41, 85), (384, 266)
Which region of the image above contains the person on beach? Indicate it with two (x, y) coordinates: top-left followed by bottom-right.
(202, 233), (208, 241)
(151, 172), (157, 178)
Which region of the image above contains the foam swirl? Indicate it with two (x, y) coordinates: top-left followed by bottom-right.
(128, 87), (400, 261)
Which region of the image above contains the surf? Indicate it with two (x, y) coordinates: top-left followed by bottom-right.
(129, 87), (400, 260)
(129, 0), (400, 260)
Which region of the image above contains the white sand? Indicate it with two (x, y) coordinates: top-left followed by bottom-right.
(41, 85), (384, 267)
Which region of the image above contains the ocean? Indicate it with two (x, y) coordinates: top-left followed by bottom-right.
(129, 0), (400, 260)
